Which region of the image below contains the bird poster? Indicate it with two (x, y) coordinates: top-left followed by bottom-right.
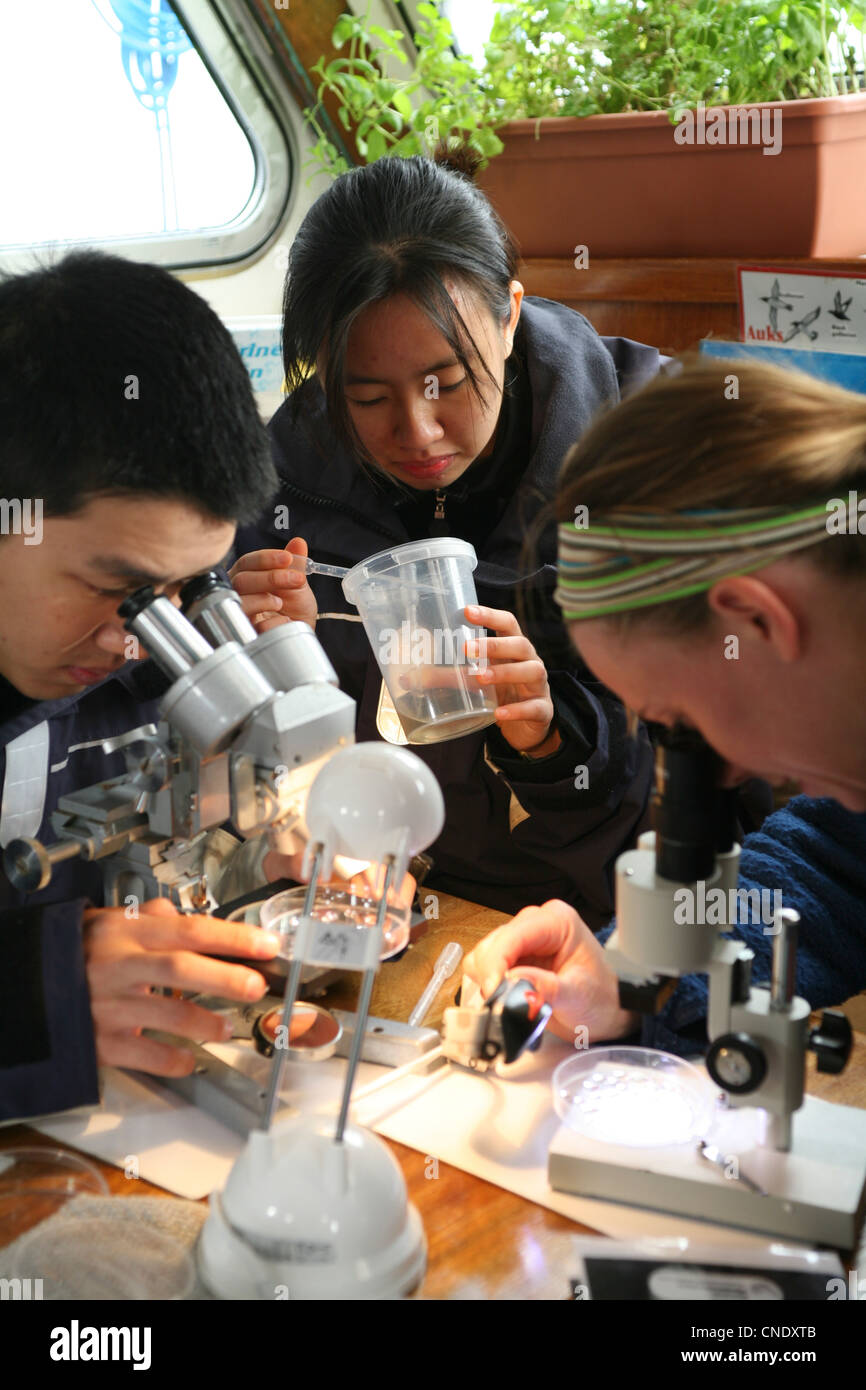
(738, 266), (866, 356)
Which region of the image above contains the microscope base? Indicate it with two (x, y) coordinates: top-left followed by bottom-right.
(549, 1094), (866, 1248)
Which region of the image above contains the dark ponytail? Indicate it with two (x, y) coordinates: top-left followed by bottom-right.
(430, 142), (485, 182)
(282, 152), (519, 457)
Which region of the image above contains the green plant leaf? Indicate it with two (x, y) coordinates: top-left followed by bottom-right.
(341, 74), (369, 102)
(393, 89), (413, 120)
(391, 133), (423, 157)
(367, 23), (402, 47)
(337, 57), (380, 78)
(545, 0), (571, 24)
(380, 107), (404, 133)
(366, 127), (388, 162)
(331, 14), (358, 50)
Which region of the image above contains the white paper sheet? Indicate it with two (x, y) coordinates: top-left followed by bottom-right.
(33, 1035), (794, 1252)
(34, 1042), (370, 1200)
(354, 1036), (780, 1251)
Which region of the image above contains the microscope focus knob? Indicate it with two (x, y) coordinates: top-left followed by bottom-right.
(808, 1010), (852, 1075)
(706, 1032), (767, 1095)
(3, 837), (53, 892)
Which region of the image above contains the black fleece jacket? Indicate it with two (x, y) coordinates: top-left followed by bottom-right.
(236, 298), (665, 924)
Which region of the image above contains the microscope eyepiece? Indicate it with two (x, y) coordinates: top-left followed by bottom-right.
(653, 724), (721, 883)
(118, 585), (157, 623)
(120, 587), (212, 679)
(179, 570), (229, 609)
(181, 569), (257, 648)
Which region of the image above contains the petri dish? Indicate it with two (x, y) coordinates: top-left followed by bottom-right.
(0, 1148), (194, 1299)
(0, 1146), (109, 1251)
(253, 1001), (342, 1061)
(259, 884), (410, 962)
(552, 1047), (714, 1148)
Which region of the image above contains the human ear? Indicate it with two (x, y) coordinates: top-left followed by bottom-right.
(707, 575), (801, 662)
(504, 280), (524, 355)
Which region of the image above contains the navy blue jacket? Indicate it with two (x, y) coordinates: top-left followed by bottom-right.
(600, 797), (866, 1056)
(0, 663), (164, 1121)
(237, 298), (663, 923)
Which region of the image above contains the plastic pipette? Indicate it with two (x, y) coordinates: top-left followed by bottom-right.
(408, 941), (463, 1028)
(302, 557), (350, 579)
(302, 556), (446, 599)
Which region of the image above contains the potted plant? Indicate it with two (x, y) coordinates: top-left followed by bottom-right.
(479, 0), (866, 257)
(301, 4), (505, 173)
(302, 1), (866, 259)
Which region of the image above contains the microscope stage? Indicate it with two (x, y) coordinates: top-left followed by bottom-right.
(549, 1094), (866, 1248)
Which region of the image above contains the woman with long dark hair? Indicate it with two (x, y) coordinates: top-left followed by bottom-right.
(232, 152), (663, 923)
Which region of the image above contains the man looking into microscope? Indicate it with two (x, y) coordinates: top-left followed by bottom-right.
(0, 251), (289, 1122)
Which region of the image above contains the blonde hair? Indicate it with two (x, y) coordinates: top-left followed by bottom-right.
(555, 356), (866, 630)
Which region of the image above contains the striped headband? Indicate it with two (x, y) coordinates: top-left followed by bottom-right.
(555, 504), (831, 620)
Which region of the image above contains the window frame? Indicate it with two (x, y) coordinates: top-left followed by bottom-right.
(0, 0), (297, 273)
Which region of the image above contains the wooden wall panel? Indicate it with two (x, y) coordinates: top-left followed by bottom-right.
(248, 0), (364, 163)
(519, 256), (866, 356)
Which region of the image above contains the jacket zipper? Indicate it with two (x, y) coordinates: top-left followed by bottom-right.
(274, 478), (405, 543)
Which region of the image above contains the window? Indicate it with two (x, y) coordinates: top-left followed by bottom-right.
(0, 0), (294, 269)
(440, 0), (496, 66)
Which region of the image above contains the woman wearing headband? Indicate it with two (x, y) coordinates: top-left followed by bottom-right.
(465, 358), (866, 1049)
(231, 152), (665, 920)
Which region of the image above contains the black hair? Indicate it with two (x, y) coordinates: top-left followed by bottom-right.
(282, 152), (519, 458)
(0, 250), (277, 521)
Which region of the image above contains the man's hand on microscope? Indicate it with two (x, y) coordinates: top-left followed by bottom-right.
(82, 898), (282, 1077)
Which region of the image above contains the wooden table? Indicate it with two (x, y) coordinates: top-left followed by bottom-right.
(2, 892), (865, 1300)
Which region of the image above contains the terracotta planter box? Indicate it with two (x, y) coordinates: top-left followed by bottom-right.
(477, 95), (866, 259)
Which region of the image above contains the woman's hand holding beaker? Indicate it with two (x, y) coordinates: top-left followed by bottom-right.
(464, 604), (559, 756)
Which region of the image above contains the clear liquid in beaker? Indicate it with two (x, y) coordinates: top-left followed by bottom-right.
(393, 687), (497, 744)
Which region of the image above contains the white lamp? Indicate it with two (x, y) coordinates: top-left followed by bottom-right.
(198, 744), (444, 1300)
